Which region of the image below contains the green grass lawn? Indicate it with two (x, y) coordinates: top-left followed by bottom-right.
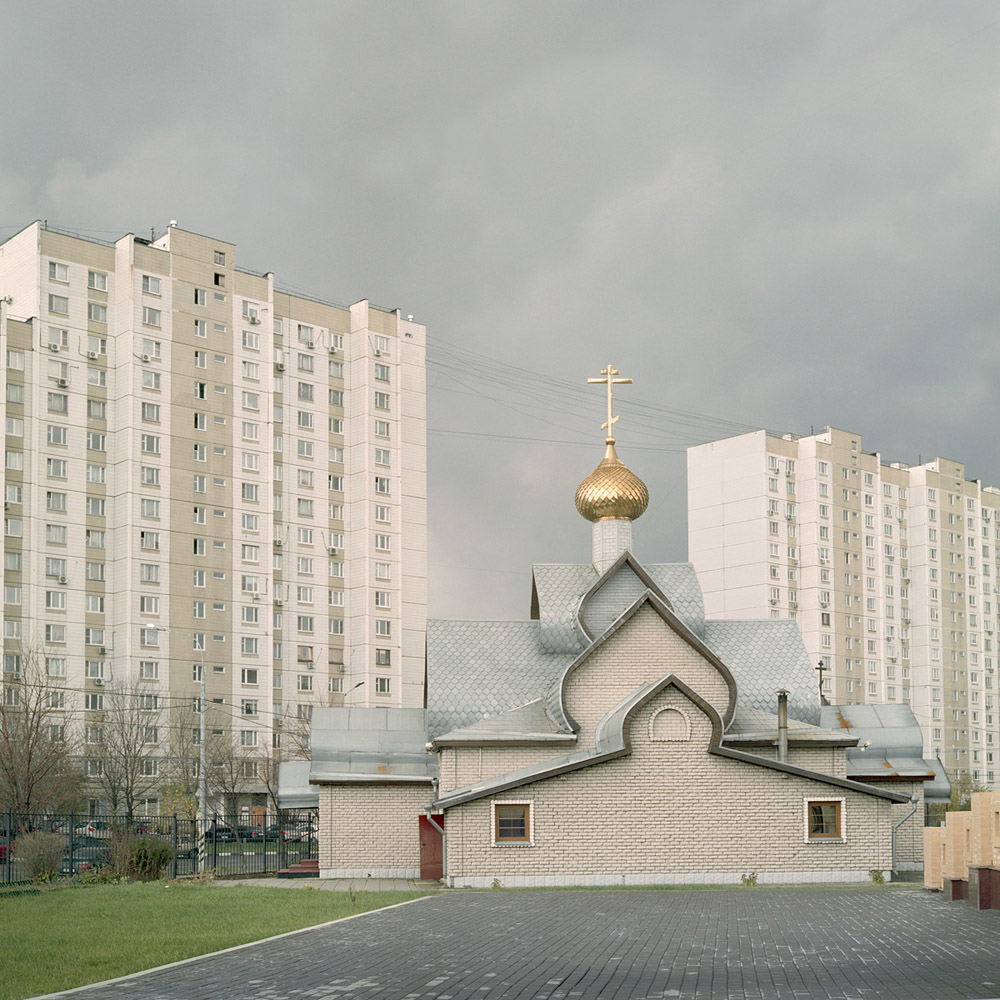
(1, 882), (430, 1000)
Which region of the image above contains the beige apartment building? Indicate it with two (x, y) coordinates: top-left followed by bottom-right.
(0, 222), (426, 814)
(689, 428), (1000, 787)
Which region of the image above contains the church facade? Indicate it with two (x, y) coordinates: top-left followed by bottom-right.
(290, 367), (931, 886)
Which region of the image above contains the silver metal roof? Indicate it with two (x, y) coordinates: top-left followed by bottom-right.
(704, 619), (820, 725)
(426, 619), (576, 737)
(820, 703), (951, 803)
(306, 707), (436, 784)
(276, 760), (317, 810)
(433, 698), (576, 744)
(723, 704), (853, 744)
(531, 561), (706, 654)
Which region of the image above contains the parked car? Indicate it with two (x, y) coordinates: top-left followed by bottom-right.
(61, 835), (111, 874)
(0, 839), (13, 863)
(74, 820), (113, 839)
(264, 822), (312, 843)
(206, 823), (237, 842)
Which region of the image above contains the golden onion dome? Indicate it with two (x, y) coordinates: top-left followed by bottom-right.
(574, 440), (649, 522)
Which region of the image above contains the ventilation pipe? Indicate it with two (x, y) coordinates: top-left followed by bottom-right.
(777, 690), (789, 763)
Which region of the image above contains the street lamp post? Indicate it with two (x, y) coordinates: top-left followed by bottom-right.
(155, 625), (207, 872)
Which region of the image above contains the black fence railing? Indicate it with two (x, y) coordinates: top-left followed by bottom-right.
(1, 810), (318, 885)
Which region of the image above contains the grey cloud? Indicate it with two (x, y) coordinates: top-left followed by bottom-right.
(2, 1), (999, 618)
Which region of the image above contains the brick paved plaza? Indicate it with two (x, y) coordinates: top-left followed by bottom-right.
(44, 888), (1000, 1000)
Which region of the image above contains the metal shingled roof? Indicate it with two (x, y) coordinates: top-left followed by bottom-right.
(425, 619), (576, 737)
(531, 561), (706, 651)
(702, 619), (821, 725)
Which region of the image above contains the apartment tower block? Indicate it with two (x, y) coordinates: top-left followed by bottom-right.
(689, 428), (1000, 787)
(0, 221), (426, 812)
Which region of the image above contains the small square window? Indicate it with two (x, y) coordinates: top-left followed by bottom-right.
(493, 802), (531, 844)
(806, 799), (843, 841)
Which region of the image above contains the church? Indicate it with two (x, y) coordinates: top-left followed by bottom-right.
(282, 367), (933, 886)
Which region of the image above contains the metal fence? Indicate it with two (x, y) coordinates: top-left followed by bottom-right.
(1, 810), (318, 885)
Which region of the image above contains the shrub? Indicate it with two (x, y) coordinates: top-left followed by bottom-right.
(78, 864), (130, 885)
(740, 871), (759, 888)
(109, 836), (173, 881)
(16, 832), (65, 882)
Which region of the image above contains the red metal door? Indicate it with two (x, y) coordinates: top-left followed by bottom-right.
(419, 814), (444, 880)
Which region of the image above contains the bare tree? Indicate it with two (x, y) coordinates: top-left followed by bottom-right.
(255, 723), (312, 816)
(160, 708), (202, 820)
(206, 730), (257, 817)
(87, 679), (164, 817)
(0, 647), (81, 815)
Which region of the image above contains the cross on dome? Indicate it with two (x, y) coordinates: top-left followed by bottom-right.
(575, 363), (649, 524)
(587, 364), (632, 444)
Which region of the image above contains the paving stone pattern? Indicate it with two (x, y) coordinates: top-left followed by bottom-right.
(50, 889), (1000, 1000)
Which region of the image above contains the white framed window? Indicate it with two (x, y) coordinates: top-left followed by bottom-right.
(48, 293), (69, 315)
(804, 797), (845, 842)
(491, 800), (532, 845)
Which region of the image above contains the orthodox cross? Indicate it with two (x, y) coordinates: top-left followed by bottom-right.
(587, 364), (632, 443)
(815, 659), (829, 704)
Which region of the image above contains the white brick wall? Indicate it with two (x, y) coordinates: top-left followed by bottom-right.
(565, 603), (731, 745)
(318, 783), (430, 878)
(445, 686), (895, 886)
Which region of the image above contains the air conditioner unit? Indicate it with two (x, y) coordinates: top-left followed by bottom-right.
(768, 598), (778, 606)
(820, 601), (829, 608)
(328, 546), (338, 555)
(48, 343), (60, 353)
(249, 315), (261, 325)
(57, 377), (68, 388)
(306, 340), (315, 350)
(785, 513), (793, 520)
(87, 351), (99, 360)
(338, 664), (346, 673)
(275, 362), (285, 371)
(93, 677), (104, 686)
(274, 538), (283, 547)
(252, 593), (260, 602)
(819, 557), (828, 565)
(328, 345), (338, 355)
(785, 469), (792, 477)
(141, 353), (151, 363)
(274, 598), (284, 607)
(306, 662), (315, 670)
(58, 575), (68, 585)
(98, 647), (106, 655)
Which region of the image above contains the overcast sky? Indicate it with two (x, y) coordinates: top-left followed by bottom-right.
(2, 2), (999, 620)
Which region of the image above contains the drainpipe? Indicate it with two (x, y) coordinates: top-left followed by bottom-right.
(891, 794), (919, 879)
(777, 690), (789, 764)
(426, 778), (446, 884)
